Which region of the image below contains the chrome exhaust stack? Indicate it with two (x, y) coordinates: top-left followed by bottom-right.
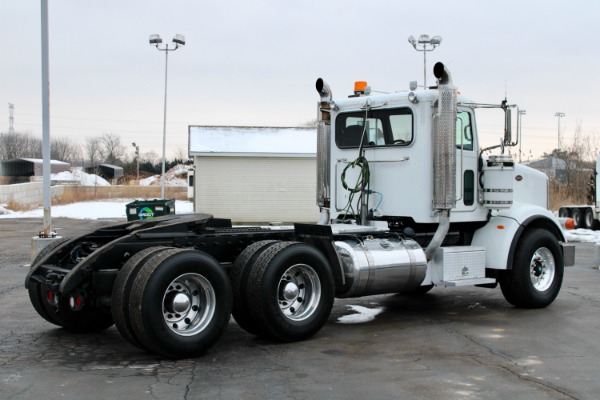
(425, 62), (457, 260)
(315, 78), (332, 222)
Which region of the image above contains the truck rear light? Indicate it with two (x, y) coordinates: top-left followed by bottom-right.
(46, 290), (58, 305)
(69, 294), (84, 311)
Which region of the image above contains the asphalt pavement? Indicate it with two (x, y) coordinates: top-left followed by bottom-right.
(0, 217), (598, 400)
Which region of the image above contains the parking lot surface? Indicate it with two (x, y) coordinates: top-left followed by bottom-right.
(1, 218), (598, 400)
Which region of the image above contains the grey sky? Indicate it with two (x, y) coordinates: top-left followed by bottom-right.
(0, 0), (598, 161)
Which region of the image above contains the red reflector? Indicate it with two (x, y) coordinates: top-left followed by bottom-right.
(75, 296), (82, 308)
(47, 290), (53, 302)
(565, 218), (575, 230)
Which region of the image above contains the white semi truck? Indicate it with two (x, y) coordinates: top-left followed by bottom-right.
(26, 62), (574, 358)
(558, 155), (600, 229)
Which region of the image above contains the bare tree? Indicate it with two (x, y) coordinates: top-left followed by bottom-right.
(0, 131), (42, 159)
(99, 133), (126, 165)
(173, 147), (189, 162)
(85, 136), (103, 165)
(141, 150), (159, 165)
(51, 136), (82, 164)
(545, 122), (598, 209)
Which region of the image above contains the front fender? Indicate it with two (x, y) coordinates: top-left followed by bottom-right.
(472, 203), (565, 270)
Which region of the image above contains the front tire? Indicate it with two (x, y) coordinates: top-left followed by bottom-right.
(500, 229), (564, 308)
(247, 242), (334, 342)
(129, 249), (232, 358)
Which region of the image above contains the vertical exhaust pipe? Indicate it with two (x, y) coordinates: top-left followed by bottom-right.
(425, 63), (457, 260)
(316, 78), (332, 224)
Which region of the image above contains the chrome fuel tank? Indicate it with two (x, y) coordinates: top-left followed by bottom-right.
(334, 237), (427, 298)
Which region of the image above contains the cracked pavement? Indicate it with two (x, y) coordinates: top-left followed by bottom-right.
(0, 218), (598, 399)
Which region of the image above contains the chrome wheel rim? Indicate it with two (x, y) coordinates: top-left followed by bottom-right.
(529, 247), (555, 292)
(277, 264), (321, 321)
(163, 273), (216, 336)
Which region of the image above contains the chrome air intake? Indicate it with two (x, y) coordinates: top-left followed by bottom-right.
(334, 237), (427, 297)
(316, 78), (332, 209)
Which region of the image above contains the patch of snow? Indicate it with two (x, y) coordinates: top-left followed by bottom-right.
(336, 305), (385, 324)
(136, 164), (191, 187)
(51, 168), (110, 186)
(0, 204), (13, 216)
(563, 228), (600, 243)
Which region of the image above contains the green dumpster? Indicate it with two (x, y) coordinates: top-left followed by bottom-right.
(126, 199), (176, 221)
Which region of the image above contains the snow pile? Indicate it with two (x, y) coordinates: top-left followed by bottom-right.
(0, 204), (11, 215)
(563, 229), (600, 243)
(137, 164), (191, 187)
(51, 168), (110, 186)
(337, 305), (385, 324)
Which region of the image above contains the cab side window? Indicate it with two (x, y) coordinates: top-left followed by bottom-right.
(456, 111), (473, 151)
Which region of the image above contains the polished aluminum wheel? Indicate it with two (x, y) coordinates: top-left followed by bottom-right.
(163, 273), (216, 336)
(529, 247), (555, 292)
(277, 263), (321, 321)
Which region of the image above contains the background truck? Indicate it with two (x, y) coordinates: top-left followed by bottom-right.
(26, 62), (574, 359)
(558, 155), (600, 229)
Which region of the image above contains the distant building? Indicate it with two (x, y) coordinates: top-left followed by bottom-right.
(0, 158), (70, 183)
(84, 164), (124, 184)
(188, 126), (317, 224)
(525, 156), (595, 184)
(526, 156), (568, 182)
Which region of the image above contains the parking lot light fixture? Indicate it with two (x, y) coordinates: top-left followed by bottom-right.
(149, 34), (186, 198)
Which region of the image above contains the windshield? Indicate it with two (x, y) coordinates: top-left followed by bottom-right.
(335, 107), (413, 148)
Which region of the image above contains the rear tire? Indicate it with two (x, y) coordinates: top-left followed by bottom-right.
(228, 240), (279, 335)
(39, 287), (114, 333)
(558, 208), (570, 218)
(247, 242), (334, 342)
(28, 280), (61, 326)
(28, 238), (70, 326)
(572, 208), (583, 229)
(500, 229), (563, 308)
(112, 246), (170, 349)
(584, 208), (599, 230)
(129, 249), (232, 358)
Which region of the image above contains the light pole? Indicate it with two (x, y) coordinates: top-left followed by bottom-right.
(408, 34), (442, 89)
(518, 110), (526, 163)
(132, 142), (140, 182)
(149, 33), (186, 199)
(41, 0), (52, 237)
(555, 112), (565, 151)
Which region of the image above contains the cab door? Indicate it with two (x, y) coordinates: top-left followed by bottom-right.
(454, 110), (478, 213)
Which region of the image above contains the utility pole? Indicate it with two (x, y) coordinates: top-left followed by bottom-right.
(8, 103), (14, 133)
(132, 142), (140, 182)
(555, 112), (565, 151)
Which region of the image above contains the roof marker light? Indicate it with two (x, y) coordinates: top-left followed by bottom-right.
(354, 81), (367, 94)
